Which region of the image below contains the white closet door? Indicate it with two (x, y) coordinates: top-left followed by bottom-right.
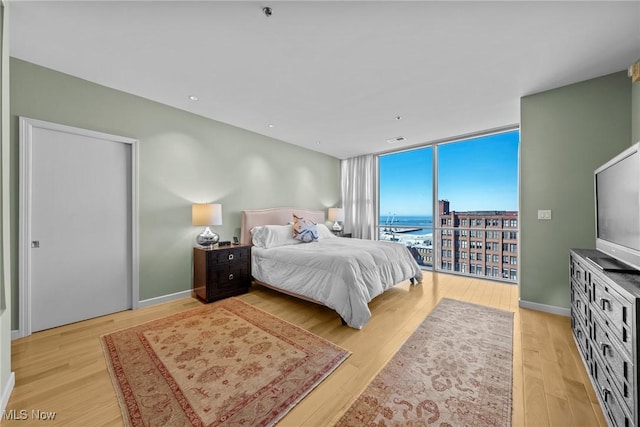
(26, 120), (133, 332)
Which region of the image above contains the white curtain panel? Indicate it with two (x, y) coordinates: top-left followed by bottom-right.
(341, 154), (376, 239)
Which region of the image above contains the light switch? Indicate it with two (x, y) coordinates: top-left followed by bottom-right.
(537, 210), (552, 220)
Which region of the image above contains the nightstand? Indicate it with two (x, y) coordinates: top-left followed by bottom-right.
(193, 245), (251, 303)
(331, 231), (352, 238)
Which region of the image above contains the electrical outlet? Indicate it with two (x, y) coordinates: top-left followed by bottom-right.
(537, 210), (552, 220)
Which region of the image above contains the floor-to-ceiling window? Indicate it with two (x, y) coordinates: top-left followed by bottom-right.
(378, 146), (433, 267)
(378, 129), (519, 283)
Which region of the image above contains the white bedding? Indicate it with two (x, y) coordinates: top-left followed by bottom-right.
(251, 237), (423, 329)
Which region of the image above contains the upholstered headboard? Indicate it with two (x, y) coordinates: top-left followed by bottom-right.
(240, 207), (325, 245)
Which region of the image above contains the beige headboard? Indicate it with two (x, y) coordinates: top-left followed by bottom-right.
(240, 207), (326, 245)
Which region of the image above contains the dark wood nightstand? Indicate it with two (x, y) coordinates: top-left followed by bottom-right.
(331, 231), (352, 238)
(193, 245), (251, 303)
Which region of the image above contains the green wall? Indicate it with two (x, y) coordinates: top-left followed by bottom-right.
(520, 71), (632, 310)
(9, 58), (340, 328)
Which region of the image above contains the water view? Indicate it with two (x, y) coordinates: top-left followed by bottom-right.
(379, 215), (433, 262)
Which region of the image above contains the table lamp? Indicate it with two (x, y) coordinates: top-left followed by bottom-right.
(328, 207), (345, 232)
(192, 203), (222, 247)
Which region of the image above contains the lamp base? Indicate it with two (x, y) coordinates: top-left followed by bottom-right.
(196, 227), (220, 247)
(332, 222), (342, 232)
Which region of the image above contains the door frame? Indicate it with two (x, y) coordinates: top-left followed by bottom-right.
(18, 117), (139, 338)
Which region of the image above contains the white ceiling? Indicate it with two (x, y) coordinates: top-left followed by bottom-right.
(9, 1), (640, 159)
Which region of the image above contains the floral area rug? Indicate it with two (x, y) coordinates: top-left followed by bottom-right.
(337, 298), (514, 427)
(101, 297), (349, 426)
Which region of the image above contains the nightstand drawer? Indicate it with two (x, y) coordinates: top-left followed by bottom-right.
(214, 266), (250, 290)
(213, 247), (250, 264)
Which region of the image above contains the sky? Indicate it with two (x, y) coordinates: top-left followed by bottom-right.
(379, 130), (519, 216)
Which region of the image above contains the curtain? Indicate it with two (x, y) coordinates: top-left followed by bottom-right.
(341, 154), (376, 239)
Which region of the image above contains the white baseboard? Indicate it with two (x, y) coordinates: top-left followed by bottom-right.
(0, 372), (15, 413)
(11, 290), (193, 340)
(519, 299), (570, 317)
(138, 289), (192, 308)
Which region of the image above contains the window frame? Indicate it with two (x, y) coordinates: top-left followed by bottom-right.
(376, 126), (519, 284)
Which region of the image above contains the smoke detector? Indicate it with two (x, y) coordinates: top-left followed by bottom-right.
(386, 136), (406, 144)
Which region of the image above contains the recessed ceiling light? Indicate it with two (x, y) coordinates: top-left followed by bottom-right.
(267, 124), (275, 128)
(316, 140), (321, 145)
(188, 95), (198, 101)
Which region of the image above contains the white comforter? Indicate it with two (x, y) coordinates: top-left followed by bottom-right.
(251, 238), (423, 329)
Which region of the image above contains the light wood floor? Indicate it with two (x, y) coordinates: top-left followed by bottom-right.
(4, 272), (606, 426)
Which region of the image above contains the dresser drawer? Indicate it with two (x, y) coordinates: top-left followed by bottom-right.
(572, 311), (590, 357)
(591, 276), (633, 357)
(572, 281), (590, 324)
(592, 311), (635, 414)
(571, 254), (591, 296)
(593, 355), (635, 427)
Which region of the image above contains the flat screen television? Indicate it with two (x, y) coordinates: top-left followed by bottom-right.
(593, 142), (640, 273)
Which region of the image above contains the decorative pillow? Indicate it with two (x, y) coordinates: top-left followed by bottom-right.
(317, 223), (336, 239)
(251, 224), (301, 249)
(292, 214), (319, 242)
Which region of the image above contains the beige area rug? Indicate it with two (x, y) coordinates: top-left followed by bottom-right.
(101, 297), (349, 426)
(337, 298), (514, 427)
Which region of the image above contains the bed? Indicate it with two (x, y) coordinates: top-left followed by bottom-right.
(240, 207), (423, 329)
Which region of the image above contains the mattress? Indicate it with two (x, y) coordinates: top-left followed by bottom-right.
(251, 237), (423, 328)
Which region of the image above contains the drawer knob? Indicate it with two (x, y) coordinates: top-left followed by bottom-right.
(600, 298), (611, 311)
(228, 254), (234, 260)
(600, 342), (610, 357)
(229, 273), (234, 281)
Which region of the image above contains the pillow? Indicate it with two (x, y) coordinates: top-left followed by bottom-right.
(317, 223), (336, 239)
(292, 214), (319, 243)
(251, 224), (301, 249)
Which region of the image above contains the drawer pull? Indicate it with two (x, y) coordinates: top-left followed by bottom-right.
(577, 329), (583, 338)
(600, 342), (610, 357)
(576, 299), (581, 308)
(228, 254), (234, 261)
(229, 273), (234, 281)
(602, 387), (611, 402)
(600, 298), (611, 311)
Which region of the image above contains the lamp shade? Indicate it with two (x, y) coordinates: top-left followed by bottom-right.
(192, 203), (222, 226)
(328, 207), (344, 222)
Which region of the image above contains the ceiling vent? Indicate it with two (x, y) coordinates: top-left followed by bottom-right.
(386, 136), (406, 144)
